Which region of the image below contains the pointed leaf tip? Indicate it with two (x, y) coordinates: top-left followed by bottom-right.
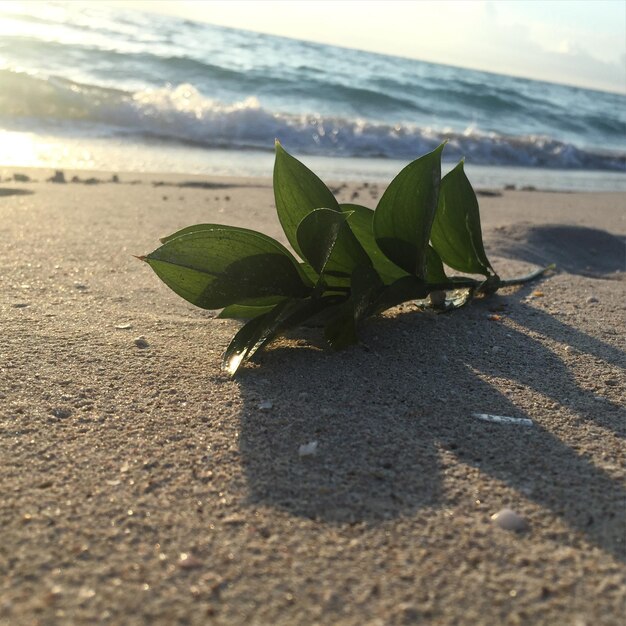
(273, 143), (340, 258)
(145, 226), (311, 310)
(373, 143), (444, 278)
(224, 351), (245, 377)
(296, 208), (370, 277)
(430, 162), (494, 277)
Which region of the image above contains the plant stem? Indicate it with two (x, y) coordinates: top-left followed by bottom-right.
(497, 265), (554, 287)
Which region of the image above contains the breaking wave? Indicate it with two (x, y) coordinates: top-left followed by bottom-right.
(1, 69), (625, 171)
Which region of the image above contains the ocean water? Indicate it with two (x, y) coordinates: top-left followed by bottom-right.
(1, 1), (625, 190)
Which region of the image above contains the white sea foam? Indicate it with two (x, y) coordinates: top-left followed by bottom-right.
(1, 8), (626, 176)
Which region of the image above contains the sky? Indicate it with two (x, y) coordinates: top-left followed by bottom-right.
(104, 0), (626, 94)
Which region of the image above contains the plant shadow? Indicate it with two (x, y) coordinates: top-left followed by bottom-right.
(488, 224), (625, 278)
(235, 288), (625, 562)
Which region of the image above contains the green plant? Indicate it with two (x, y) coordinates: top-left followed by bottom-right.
(141, 141), (548, 375)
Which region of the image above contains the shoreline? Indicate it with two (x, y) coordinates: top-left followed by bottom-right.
(2, 162), (626, 195)
(1, 138), (626, 192)
(1, 171), (624, 624)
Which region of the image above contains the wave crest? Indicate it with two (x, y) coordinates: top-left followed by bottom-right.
(1, 70), (624, 171)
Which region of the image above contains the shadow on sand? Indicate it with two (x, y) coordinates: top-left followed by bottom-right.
(233, 226), (625, 562)
(489, 224), (625, 278)
(0, 188), (34, 197)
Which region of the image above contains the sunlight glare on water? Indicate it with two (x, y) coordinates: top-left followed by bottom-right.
(0, 1), (69, 39)
(0, 0), (145, 54)
(0, 130), (96, 169)
(0, 130), (46, 167)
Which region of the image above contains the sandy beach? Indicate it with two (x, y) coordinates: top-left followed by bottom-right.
(1, 168), (624, 625)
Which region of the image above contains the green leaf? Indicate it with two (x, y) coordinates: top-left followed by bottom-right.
(425, 245), (448, 283)
(158, 223), (218, 244)
(370, 275), (430, 315)
(298, 261), (349, 296)
(222, 302), (290, 376)
(324, 266), (383, 350)
(296, 208), (371, 279)
(373, 143), (445, 278)
(431, 161), (494, 277)
(299, 262), (319, 285)
(273, 141), (340, 259)
(323, 305), (358, 351)
(222, 296), (342, 375)
(145, 226), (312, 309)
(339, 203), (408, 284)
(218, 296), (286, 320)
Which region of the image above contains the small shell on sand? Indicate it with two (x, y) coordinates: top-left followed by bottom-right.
(178, 553), (202, 569)
(298, 441), (318, 457)
(491, 508), (528, 531)
(134, 336), (149, 348)
(473, 413), (533, 426)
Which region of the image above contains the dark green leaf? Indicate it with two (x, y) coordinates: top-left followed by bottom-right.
(296, 208), (371, 279)
(222, 296), (342, 375)
(339, 203), (408, 284)
(324, 266), (383, 350)
(431, 161), (494, 276)
(145, 226), (311, 309)
(425, 245), (448, 283)
(370, 275), (430, 315)
(218, 297), (286, 320)
(299, 262), (319, 285)
(373, 143), (444, 278)
(273, 141), (340, 259)
(158, 223), (220, 244)
(299, 261), (351, 295)
(222, 302), (291, 376)
(323, 305), (358, 351)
